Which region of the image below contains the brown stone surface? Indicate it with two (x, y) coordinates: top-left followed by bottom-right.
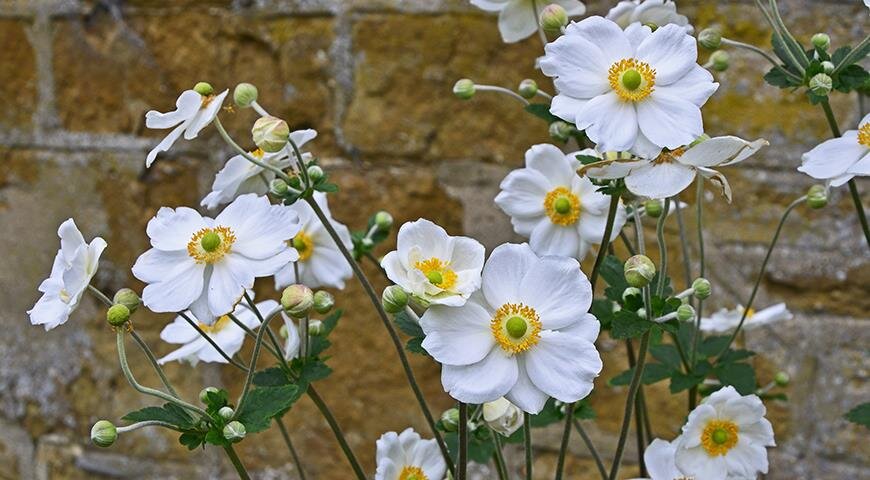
(0, 19), (37, 131)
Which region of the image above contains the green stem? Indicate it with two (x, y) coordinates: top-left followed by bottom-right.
(673, 199), (693, 288)
(459, 403), (468, 480)
(129, 330), (179, 396)
(607, 331), (651, 480)
(276, 418), (307, 480)
(232, 303), (278, 419)
(619, 230), (637, 256)
(688, 179), (706, 409)
(589, 192), (623, 292)
(572, 420), (608, 480)
(307, 386), (367, 480)
(491, 434), (509, 480)
(721, 37), (803, 83)
(227, 312), (283, 360)
(655, 198), (671, 296)
(87, 285), (113, 306)
(178, 312), (249, 371)
(532, 0), (548, 50)
(223, 445), (252, 480)
(243, 293), (287, 362)
(475, 85), (530, 106)
(832, 34), (870, 75)
(767, 0), (809, 68)
(624, 339), (647, 478)
(116, 420), (181, 433)
(214, 116), (291, 182)
(524, 412), (533, 480)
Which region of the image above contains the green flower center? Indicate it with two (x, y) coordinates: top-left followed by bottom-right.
(200, 231), (222, 252)
(554, 197), (572, 214)
(621, 69), (642, 91)
(426, 270), (443, 285)
(712, 428), (729, 445)
(505, 316), (528, 339)
(292, 236), (307, 251)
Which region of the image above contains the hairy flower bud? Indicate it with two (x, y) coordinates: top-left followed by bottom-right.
(710, 50), (730, 71)
(644, 199), (663, 218)
(811, 33), (830, 51)
(307, 165), (324, 182)
(91, 420), (117, 448)
(774, 371), (790, 387)
(809, 73), (833, 97)
(518, 79), (538, 99)
(233, 82), (258, 108)
(453, 79), (476, 100)
(540, 4), (568, 32)
(382, 285), (409, 314)
(112, 288), (140, 313)
(549, 121), (574, 142)
(483, 397), (524, 436)
(821, 61), (835, 74)
(374, 211), (394, 231)
(270, 178), (290, 196)
(218, 406), (235, 420)
(106, 304), (131, 327)
(698, 28), (722, 50)
(676, 304), (696, 322)
(692, 277), (712, 300)
(223, 421), (246, 442)
(252, 116), (290, 153)
(200, 387), (219, 403)
(193, 81), (214, 96)
(282, 284), (314, 318)
(312, 290), (335, 314)
(308, 319), (324, 336)
(440, 408), (460, 432)
(807, 184), (828, 209)
(624, 255), (655, 288)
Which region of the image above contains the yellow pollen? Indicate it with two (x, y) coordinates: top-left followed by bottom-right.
(543, 187), (581, 226)
(290, 231), (315, 262)
(187, 226), (236, 264)
(398, 466), (428, 480)
(745, 307), (755, 318)
(701, 420), (739, 456)
(491, 303), (542, 355)
(653, 147), (686, 165)
(198, 315), (231, 334)
(251, 148), (265, 159)
(608, 58), (656, 102)
(858, 123), (870, 147)
(200, 94), (215, 108)
(414, 258), (458, 291)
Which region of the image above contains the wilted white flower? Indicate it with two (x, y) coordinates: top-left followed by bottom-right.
(28, 219), (107, 331)
(606, 0), (693, 33)
(798, 113), (870, 187)
(700, 303), (792, 334)
(483, 397), (524, 436)
(145, 88), (228, 167)
(375, 428), (446, 480)
(381, 219), (485, 307)
(133, 194), (299, 325)
(495, 144), (627, 260)
(540, 17), (718, 158)
(274, 192), (353, 290)
(470, 0), (586, 43)
(421, 243), (602, 414)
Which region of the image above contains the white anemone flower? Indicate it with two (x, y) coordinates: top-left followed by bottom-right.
(158, 298), (278, 365)
(581, 136), (767, 202)
(201, 129), (317, 209)
(798, 113), (870, 187)
(420, 243), (602, 414)
(470, 0), (587, 43)
(607, 0), (693, 33)
(675, 386), (775, 480)
(274, 192), (353, 290)
(495, 144), (627, 260)
(483, 397), (524, 436)
(133, 194), (300, 325)
(540, 17), (718, 158)
(381, 219), (485, 307)
(28, 219), (107, 331)
(700, 303), (792, 334)
(145, 88), (229, 167)
(375, 428), (446, 480)
(627, 437), (685, 480)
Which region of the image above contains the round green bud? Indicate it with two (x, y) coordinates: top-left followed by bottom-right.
(91, 420), (117, 448)
(549, 121), (574, 142)
(622, 287), (642, 302)
(199, 387), (219, 403)
(811, 33), (830, 51)
(518, 79), (538, 99)
(233, 82), (258, 108)
(774, 371), (790, 387)
(644, 199), (663, 218)
(440, 408), (460, 432)
(698, 28), (722, 50)
(809, 73), (833, 97)
(710, 50), (730, 71)
(218, 406), (235, 420)
(453, 79), (476, 100)
(223, 421), (246, 442)
(807, 184), (828, 209)
(540, 4), (568, 32)
(270, 178), (290, 196)
(374, 211), (394, 231)
(307, 165), (324, 182)
(821, 61), (835, 74)
(692, 277), (712, 300)
(112, 288), (140, 313)
(676, 304), (696, 322)
(624, 255), (656, 288)
(312, 290), (335, 314)
(636, 308), (647, 319)
(193, 81), (214, 96)
(252, 115), (290, 153)
(382, 285), (409, 314)
(281, 284), (314, 318)
(106, 304), (131, 327)
(308, 319), (324, 336)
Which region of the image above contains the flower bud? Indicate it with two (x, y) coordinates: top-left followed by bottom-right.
(549, 121), (573, 142)
(811, 33), (830, 51)
(821, 60), (835, 74)
(200, 387), (219, 403)
(113, 288), (140, 313)
(193, 81), (214, 96)
(312, 290), (335, 314)
(440, 408), (460, 432)
(453, 79), (475, 100)
(223, 421), (246, 442)
(282, 284), (314, 318)
(252, 116), (290, 153)
(698, 28), (722, 50)
(382, 285), (409, 314)
(517, 79), (538, 99)
(374, 211), (394, 231)
(774, 371), (790, 387)
(636, 308), (647, 319)
(710, 50), (730, 71)
(483, 397), (524, 436)
(644, 199), (663, 218)
(622, 287), (641, 302)
(106, 304), (131, 327)
(676, 304), (696, 322)
(540, 4), (568, 32)
(287, 175), (303, 190)
(307, 165), (324, 182)
(807, 184), (828, 209)
(308, 319), (324, 336)
(91, 420), (117, 448)
(624, 255), (655, 288)
(218, 406), (235, 420)
(692, 277), (712, 300)
(233, 82), (258, 108)
(809, 73), (832, 97)
(270, 178), (290, 196)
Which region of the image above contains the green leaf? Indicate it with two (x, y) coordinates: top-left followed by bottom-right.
(834, 64), (870, 93)
(611, 310), (653, 340)
(524, 103), (561, 123)
(763, 66), (801, 89)
(309, 309), (342, 357)
(698, 335), (731, 358)
(719, 349), (755, 364)
(123, 403), (195, 429)
(590, 299), (614, 329)
(253, 367), (291, 387)
(610, 363), (672, 386)
(394, 310), (424, 337)
(669, 371), (706, 393)
(236, 385), (302, 434)
(314, 182), (339, 193)
(576, 154), (601, 165)
(650, 344), (682, 370)
(205, 429), (230, 447)
(715, 362), (756, 395)
(600, 256), (629, 302)
(299, 361), (332, 384)
(445, 429), (496, 464)
(844, 403), (870, 429)
(179, 432), (205, 450)
(406, 336), (429, 356)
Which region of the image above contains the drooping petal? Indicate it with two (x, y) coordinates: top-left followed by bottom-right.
(146, 122), (189, 167)
(184, 89), (228, 140)
(441, 347), (518, 404)
(28, 294), (70, 331)
(498, 0), (538, 43)
(420, 302), (495, 366)
(470, 0), (511, 12)
(145, 90), (201, 129)
(679, 136), (767, 167)
(624, 162), (696, 199)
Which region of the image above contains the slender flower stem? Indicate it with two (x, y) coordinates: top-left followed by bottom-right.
(232, 303), (277, 419)
(532, 0), (548, 51)
(364, 251), (390, 280)
(624, 339), (646, 477)
(491, 434), (509, 480)
(214, 116), (291, 182)
(228, 313), (282, 360)
(117, 420), (181, 433)
(178, 312), (250, 371)
(87, 284), (113, 306)
(524, 412), (533, 480)
(459, 403), (468, 480)
(688, 179), (706, 409)
(572, 419), (608, 480)
(129, 330), (179, 396)
(619, 230), (637, 256)
(308, 386), (367, 480)
(276, 418), (307, 480)
(608, 331), (651, 480)
(763, 0), (808, 70)
(474, 85), (530, 106)
(535, 90), (553, 101)
(720, 38), (803, 83)
(715, 196), (806, 361)
(633, 204), (646, 255)
(589, 192), (623, 292)
(655, 198), (671, 296)
(673, 199), (693, 288)
(243, 293), (287, 362)
(223, 445), (252, 480)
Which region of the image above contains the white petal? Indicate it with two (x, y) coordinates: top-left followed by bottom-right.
(145, 206), (208, 251)
(495, 169), (549, 219)
(132, 248), (191, 283)
(846, 150), (870, 177)
(160, 315), (201, 344)
(724, 440), (768, 477)
(577, 92), (639, 152)
(28, 294), (71, 331)
(57, 219), (86, 263)
(636, 92), (703, 150)
(798, 132), (866, 180)
(644, 438), (683, 480)
(289, 128), (318, 148)
(675, 448), (727, 480)
(498, 0), (538, 43)
(505, 357), (550, 414)
(183, 89), (228, 140)
(146, 122), (188, 167)
(157, 338), (208, 365)
(207, 255), (253, 316)
(529, 220), (580, 258)
(396, 219), (452, 268)
(549, 95), (589, 124)
(631, 131), (665, 159)
(518, 256), (592, 330)
(623, 21), (652, 48)
(625, 162), (696, 199)
(448, 236), (486, 274)
(441, 347), (518, 404)
(141, 261), (206, 314)
(524, 330), (601, 402)
(565, 16), (632, 65)
(656, 64), (718, 106)
(636, 24), (697, 85)
(549, 0), (586, 16)
(217, 194), (300, 259)
(558, 313), (601, 344)
(145, 90), (201, 129)
(308, 246), (353, 289)
(421, 301), (494, 366)
(525, 144), (577, 184)
(540, 34), (610, 98)
(482, 243), (538, 308)
(679, 136), (767, 167)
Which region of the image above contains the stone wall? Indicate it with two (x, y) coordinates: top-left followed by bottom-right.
(0, 0), (867, 478)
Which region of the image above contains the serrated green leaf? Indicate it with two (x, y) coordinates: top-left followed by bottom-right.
(715, 362), (756, 395)
(253, 367), (291, 387)
(719, 349), (755, 364)
(299, 361), (332, 384)
(611, 310), (653, 340)
(309, 309), (341, 357)
(590, 299), (614, 329)
(205, 429), (230, 447)
(669, 371), (705, 393)
(763, 66), (801, 89)
(844, 403), (870, 429)
(698, 335), (731, 358)
(600, 256), (628, 302)
(315, 182), (339, 193)
(236, 385), (302, 434)
(179, 432), (205, 450)
(650, 344), (682, 370)
(835, 64), (869, 93)
(123, 403), (195, 429)
(394, 310), (424, 337)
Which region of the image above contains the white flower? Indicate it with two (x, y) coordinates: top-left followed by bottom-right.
(582, 136), (767, 201)
(282, 312), (302, 360)
(471, 0), (587, 43)
(798, 113), (870, 187)
(540, 17), (718, 158)
(201, 129), (317, 209)
(700, 303), (792, 334)
(420, 243), (602, 414)
(28, 219), (107, 331)
(627, 437), (685, 480)
(675, 386), (775, 480)
(375, 428), (446, 480)
(483, 397), (524, 436)
(274, 192), (353, 290)
(158, 298), (279, 365)
(606, 0), (693, 33)
(145, 89), (229, 167)
(495, 144), (627, 260)
(133, 194), (300, 325)
(381, 219), (485, 307)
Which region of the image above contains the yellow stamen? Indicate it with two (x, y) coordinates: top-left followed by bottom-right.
(653, 147), (686, 164)
(858, 123), (870, 147)
(198, 315), (231, 334)
(701, 420), (739, 456)
(608, 58), (656, 102)
(745, 307), (755, 318)
(543, 187), (581, 226)
(187, 226), (236, 264)
(398, 466), (428, 480)
(491, 303), (542, 355)
(251, 148), (265, 159)
(290, 230), (315, 262)
(414, 258), (457, 291)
